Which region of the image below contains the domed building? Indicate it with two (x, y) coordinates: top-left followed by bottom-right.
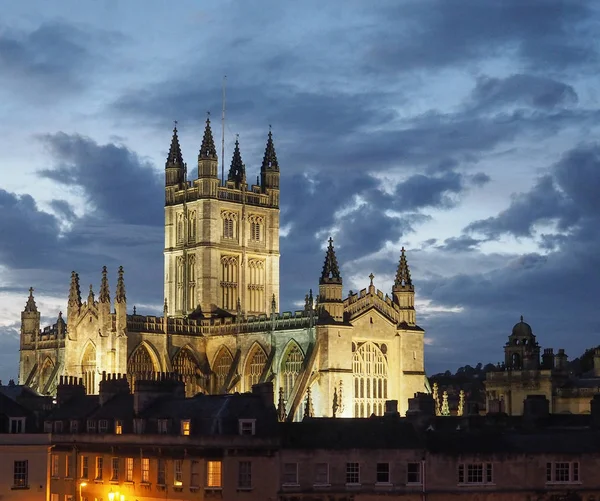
(485, 317), (600, 415)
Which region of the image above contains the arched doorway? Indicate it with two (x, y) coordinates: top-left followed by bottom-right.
(353, 341), (388, 417)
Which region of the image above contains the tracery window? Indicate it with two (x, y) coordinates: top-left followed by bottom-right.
(127, 344), (157, 388)
(213, 347), (233, 393)
(81, 344), (97, 394)
(222, 211), (237, 239)
(353, 342), (388, 417)
(248, 214), (264, 242)
(220, 255), (238, 310)
(281, 344), (304, 402)
(247, 259), (265, 313)
(173, 347), (202, 397)
(246, 345), (267, 390)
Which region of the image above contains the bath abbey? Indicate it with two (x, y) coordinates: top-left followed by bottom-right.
(17, 119), (427, 419)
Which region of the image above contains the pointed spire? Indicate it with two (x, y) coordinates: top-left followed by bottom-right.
(271, 294), (277, 314)
(199, 116), (217, 159)
(68, 271), (81, 309)
(115, 266), (126, 303)
(304, 387), (314, 418)
(393, 247), (413, 291)
(227, 137), (246, 185)
(166, 122), (184, 167)
(332, 388), (339, 418)
(87, 284), (95, 305)
(99, 266), (110, 303)
(320, 237), (342, 284)
(163, 297), (168, 315)
(24, 287), (37, 313)
(277, 387), (286, 422)
(261, 128), (279, 171)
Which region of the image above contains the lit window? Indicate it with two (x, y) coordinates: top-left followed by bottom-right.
(376, 463), (390, 484)
(98, 420), (108, 433)
(546, 462), (579, 484)
(9, 417), (25, 433)
(238, 419), (256, 436)
(346, 462), (360, 485)
(407, 462), (422, 484)
(125, 458), (133, 482)
(115, 420), (122, 435)
(174, 460), (183, 487)
(95, 457), (103, 480)
(111, 457), (119, 481)
(51, 454), (59, 478)
(314, 463), (329, 485)
(13, 460), (28, 488)
(51, 494), (58, 501)
(141, 458), (149, 483)
(207, 461), (222, 488)
(238, 461), (252, 489)
(157, 459), (166, 485)
(283, 463), (298, 485)
(458, 463), (493, 484)
(181, 420), (190, 436)
(80, 457), (89, 479)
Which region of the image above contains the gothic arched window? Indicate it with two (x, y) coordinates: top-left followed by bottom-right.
(39, 357), (55, 395)
(176, 213), (184, 243)
(81, 343), (97, 394)
(247, 259), (265, 313)
(173, 347), (202, 397)
(245, 344), (267, 391)
(353, 342), (388, 417)
(128, 344), (157, 388)
(188, 254), (196, 312)
(281, 343), (304, 402)
(220, 256), (238, 310)
(213, 347), (233, 393)
(188, 210), (196, 242)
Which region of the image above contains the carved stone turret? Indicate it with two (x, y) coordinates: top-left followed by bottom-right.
(392, 247), (416, 325)
(165, 124), (185, 187)
(227, 137), (246, 188)
(20, 288), (40, 348)
(318, 237), (344, 322)
(115, 266), (127, 335)
(261, 128), (280, 200)
(197, 116), (219, 197)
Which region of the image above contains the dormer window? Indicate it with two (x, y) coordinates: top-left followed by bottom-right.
(54, 421), (63, 433)
(86, 420), (96, 433)
(70, 420), (78, 433)
(238, 419), (256, 436)
(115, 420), (123, 435)
(181, 420), (190, 436)
(9, 417), (25, 434)
(44, 421), (52, 433)
(134, 419), (144, 434)
(158, 419), (169, 434)
(98, 420), (108, 433)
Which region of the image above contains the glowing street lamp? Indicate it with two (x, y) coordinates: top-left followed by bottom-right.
(79, 482), (87, 501)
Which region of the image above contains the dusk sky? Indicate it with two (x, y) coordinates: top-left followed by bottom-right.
(1, 0), (599, 382)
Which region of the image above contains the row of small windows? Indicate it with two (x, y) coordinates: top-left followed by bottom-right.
(50, 456), (242, 489)
(44, 418), (255, 436)
(176, 212), (196, 243)
(222, 216), (263, 241)
(174, 212), (264, 243)
(281, 461), (581, 487)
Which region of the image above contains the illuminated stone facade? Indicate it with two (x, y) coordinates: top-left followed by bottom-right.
(18, 119), (427, 418)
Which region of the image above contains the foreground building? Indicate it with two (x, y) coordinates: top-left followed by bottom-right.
(18, 118), (427, 418)
(485, 318), (600, 415)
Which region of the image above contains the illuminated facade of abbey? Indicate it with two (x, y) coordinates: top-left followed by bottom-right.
(18, 119), (427, 418)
